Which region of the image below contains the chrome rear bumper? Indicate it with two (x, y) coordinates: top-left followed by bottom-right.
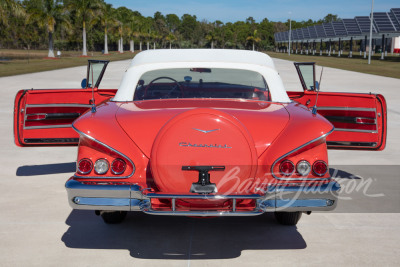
(66, 179), (340, 216)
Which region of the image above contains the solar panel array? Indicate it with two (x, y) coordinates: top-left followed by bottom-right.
(274, 7), (399, 42)
(292, 29), (298, 40)
(323, 23), (335, 38)
(332, 21), (347, 37)
(302, 28), (311, 39)
(388, 11), (400, 31)
(308, 26), (318, 39)
(373, 12), (396, 32)
(296, 28), (304, 40)
(356, 16), (377, 33)
(392, 8), (400, 23)
(343, 19), (361, 35)
(314, 24), (326, 38)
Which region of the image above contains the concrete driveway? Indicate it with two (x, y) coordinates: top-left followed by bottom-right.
(0, 56), (398, 266)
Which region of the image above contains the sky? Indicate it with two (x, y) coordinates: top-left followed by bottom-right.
(107, 0), (399, 23)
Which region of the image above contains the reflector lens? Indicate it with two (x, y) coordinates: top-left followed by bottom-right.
(26, 114), (46, 120)
(313, 161), (328, 176)
(356, 117), (376, 124)
(94, 159), (109, 175)
(77, 158), (93, 175)
(296, 160), (311, 176)
(280, 160), (295, 176)
(111, 158), (126, 175)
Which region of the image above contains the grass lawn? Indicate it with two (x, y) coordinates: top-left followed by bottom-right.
(267, 51), (400, 79)
(0, 49), (137, 77)
(1, 49), (399, 79)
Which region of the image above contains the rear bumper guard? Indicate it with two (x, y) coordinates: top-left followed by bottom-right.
(66, 179), (340, 216)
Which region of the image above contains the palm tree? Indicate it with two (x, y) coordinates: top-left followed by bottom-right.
(67, 0), (100, 56)
(117, 21), (124, 53)
(246, 29), (261, 51)
(0, 0), (25, 26)
(99, 2), (116, 55)
(114, 7), (133, 53)
(27, 0), (69, 58)
(165, 32), (176, 49)
(206, 31), (218, 49)
(127, 17), (138, 52)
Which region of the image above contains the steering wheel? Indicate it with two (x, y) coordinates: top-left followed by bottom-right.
(144, 76), (184, 99)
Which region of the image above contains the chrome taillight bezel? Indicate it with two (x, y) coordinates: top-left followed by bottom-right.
(313, 160), (328, 176)
(279, 160), (295, 176)
(77, 158), (93, 175)
(94, 159), (110, 175)
(296, 160), (311, 176)
(111, 158), (127, 175)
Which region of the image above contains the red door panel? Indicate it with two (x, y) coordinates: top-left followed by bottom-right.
(288, 91), (387, 150)
(14, 88), (117, 146)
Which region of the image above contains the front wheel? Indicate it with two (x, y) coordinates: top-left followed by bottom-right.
(100, 211), (127, 224)
(274, 211), (302, 225)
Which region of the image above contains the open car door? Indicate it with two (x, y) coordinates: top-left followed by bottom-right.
(14, 60), (117, 146)
(288, 62), (387, 150)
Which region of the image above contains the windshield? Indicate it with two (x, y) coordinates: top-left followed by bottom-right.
(134, 68), (270, 101)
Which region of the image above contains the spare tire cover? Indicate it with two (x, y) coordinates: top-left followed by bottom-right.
(150, 108), (258, 194)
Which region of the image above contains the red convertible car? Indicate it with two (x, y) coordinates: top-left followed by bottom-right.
(13, 49), (387, 225)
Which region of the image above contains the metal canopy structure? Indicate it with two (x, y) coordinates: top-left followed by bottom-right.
(274, 7), (400, 43)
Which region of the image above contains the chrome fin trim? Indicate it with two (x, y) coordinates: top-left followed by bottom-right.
(72, 125), (135, 179)
(271, 127), (335, 181)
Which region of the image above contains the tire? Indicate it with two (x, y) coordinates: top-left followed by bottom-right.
(100, 211), (127, 224)
(274, 211), (302, 225)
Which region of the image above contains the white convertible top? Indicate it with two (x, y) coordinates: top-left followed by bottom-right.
(113, 49), (291, 103)
(129, 49), (277, 69)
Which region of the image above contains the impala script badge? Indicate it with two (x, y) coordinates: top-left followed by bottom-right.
(179, 142), (232, 149)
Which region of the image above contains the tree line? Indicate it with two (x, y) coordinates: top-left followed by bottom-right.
(0, 0), (339, 57)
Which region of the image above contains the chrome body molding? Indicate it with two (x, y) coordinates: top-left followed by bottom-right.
(334, 128), (377, 133)
(72, 125), (135, 179)
(25, 104), (92, 108)
(318, 107), (376, 112)
(23, 104), (90, 130)
(66, 179), (340, 215)
(270, 127), (335, 181)
(326, 141), (377, 147)
(24, 124), (73, 130)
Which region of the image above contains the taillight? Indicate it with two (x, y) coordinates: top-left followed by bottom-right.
(296, 160), (311, 176)
(280, 160), (295, 176)
(94, 159), (109, 175)
(313, 160), (328, 176)
(77, 158), (93, 175)
(111, 158), (126, 175)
